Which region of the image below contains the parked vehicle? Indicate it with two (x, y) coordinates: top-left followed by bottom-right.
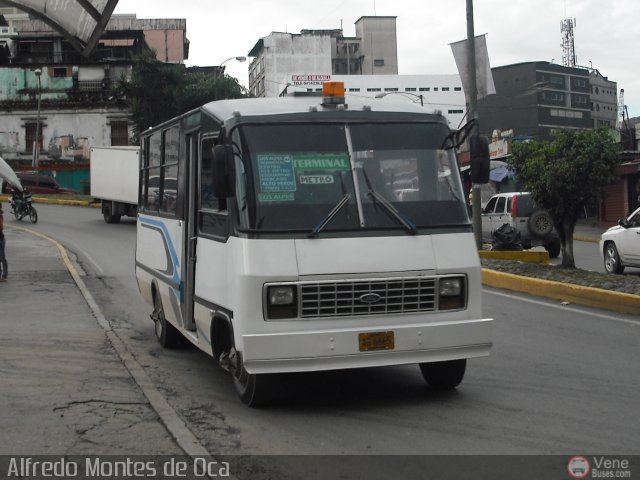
(2, 172), (76, 195)
(481, 192), (561, 258)
(600, 206), (640, 274)
(9, 190), (37, 223)
(135, 81), (493, 406)
(90, 146), (139, 223)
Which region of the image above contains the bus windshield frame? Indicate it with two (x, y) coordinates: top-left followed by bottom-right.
(229, 120), (469, 236)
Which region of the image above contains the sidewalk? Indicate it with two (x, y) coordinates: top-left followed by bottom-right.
(0, 226), (181, 455)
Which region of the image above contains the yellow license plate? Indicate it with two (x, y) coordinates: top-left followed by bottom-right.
(359, 331), (395, 352)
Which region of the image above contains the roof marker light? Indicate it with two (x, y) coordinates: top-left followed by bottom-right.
(322, 81), (345, 105)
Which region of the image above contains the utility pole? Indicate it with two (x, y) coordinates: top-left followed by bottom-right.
(34, 68), (42, 173)
(466, 0), (482, 249)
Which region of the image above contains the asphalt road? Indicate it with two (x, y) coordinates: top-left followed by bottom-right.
(11, 204), (640, 462)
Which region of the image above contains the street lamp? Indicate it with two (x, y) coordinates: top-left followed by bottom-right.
(375, 91), (424, 106)
(33, 68), (42, 172)
(218, 56), (247, 78)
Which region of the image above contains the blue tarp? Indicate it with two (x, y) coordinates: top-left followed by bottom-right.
(489, 164), (514, 182)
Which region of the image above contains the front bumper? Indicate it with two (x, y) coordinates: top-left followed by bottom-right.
(242, 317), (493, 374)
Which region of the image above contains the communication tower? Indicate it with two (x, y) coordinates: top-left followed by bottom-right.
(560, 18), (577, 67)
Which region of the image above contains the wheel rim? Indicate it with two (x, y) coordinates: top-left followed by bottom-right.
(604, 246), (617, 272)
(153, 295), (164, 339)
(230, 348), (250, 395)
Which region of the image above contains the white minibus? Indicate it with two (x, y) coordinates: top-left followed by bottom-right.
(135, 82), (492, 406)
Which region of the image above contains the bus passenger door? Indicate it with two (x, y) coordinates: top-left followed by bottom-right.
(182, 132), (199, 331)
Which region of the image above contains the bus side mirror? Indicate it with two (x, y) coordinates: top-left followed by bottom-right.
(470, 134), (490, 184)
(212, 144), (236, 199)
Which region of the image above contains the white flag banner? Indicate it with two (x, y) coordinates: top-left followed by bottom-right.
(450, 34), (496, 100)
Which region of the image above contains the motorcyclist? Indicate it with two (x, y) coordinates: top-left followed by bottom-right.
(10, 187), (27, 214)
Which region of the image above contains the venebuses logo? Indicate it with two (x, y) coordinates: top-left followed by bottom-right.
(567, 456), (590, 479)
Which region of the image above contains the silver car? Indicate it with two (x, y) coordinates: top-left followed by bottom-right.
(481, 192), (561, 258)
(600, 206), (640, 274)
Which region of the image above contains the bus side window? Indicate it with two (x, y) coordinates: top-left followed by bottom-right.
(142, 131), (162, 212)
(199, 136), (229, 239)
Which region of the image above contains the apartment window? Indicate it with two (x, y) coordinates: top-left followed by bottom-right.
(419, 87), (430, 92)
(434, 88), (439, 92)
(349, 88), (360, 92)
(405, 88), (417, 92)
(573, 78), (587, 88)
(549, 75), (564, 86)
(448, 109), (464, 114)
(384, 87), (398, 92)
(442, 87), (450, 91)
(110, 121), (129, 146)
(374, 59), (385, 67)
(367, 88), (382, 92)
(454, 87), (462, 91)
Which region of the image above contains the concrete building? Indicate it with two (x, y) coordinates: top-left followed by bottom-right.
(476, 61), (601, 141)
(589, 69), (618, 129)
(280, 74), (466, 128)
(248, 16), (398, 98)
(0, 12), (188, 192)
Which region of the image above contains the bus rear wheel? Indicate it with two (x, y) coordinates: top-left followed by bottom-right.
(419, 359), (466, 390)
(229, 348), (272, 407)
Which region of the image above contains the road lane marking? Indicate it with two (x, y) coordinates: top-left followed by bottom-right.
(485, 288), (640, 326)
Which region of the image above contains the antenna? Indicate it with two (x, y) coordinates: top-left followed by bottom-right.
(560, 17), (577, 67)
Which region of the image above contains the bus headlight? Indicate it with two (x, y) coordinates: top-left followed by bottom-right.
(266, 285), (297, 319)
(438, 276), (466, 310)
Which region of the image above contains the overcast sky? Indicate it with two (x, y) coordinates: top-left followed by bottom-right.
(113, 0), (640, 118)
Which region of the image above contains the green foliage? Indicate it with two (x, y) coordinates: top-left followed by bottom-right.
(507, 127), (621, 223)
(119, 49), (248, 142)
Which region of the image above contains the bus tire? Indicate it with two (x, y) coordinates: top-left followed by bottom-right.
(153, 290), (181, 348)
(419, 359), (466, 390)
(230, 349), (272, 407)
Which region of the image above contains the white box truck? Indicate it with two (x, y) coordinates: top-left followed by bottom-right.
(90, 146), (139, 223)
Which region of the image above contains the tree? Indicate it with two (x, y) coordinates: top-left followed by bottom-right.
(118, 50), (248, 142)
(507, 127), (620, 267)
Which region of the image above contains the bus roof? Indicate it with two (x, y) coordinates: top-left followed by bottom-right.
(201, 94), (448, 125)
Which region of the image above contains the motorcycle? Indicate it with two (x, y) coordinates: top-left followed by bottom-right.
(10, 191), (38, 223)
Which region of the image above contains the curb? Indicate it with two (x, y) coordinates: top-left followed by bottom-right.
(482, 268), (640, 315)
(574, 235), (600, 244)
(479, 250), (549, 264)
(0, 194), (100, 208)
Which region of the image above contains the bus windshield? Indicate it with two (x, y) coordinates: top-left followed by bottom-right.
(233, 122), (469, 234)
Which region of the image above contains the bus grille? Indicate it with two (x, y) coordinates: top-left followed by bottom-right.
(300, 278), (437, 318)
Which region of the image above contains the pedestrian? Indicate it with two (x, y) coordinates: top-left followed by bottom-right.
(0, 202), (6, 282)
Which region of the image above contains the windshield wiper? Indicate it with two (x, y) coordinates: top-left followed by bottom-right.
(308, 194), (352, 238)
(360, 168), (417, 235)
(367, 190), (417, 234)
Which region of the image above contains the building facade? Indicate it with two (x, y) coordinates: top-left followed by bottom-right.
(280, 74), (466, 128)
(0, 12), (188, 192)
(476, 61), (608, 141)
(589, 69), (618, 128)
(248, 16), (398, 98)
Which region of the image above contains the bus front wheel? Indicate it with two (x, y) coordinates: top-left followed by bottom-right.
(152, 291), (181, 348)
(229, 348), (272, 407)
(419, 359), (466, 390)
